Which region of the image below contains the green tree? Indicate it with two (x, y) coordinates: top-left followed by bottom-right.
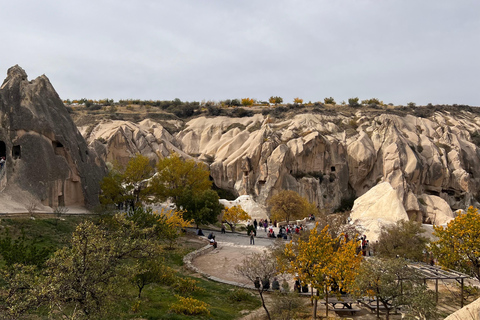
(432, 206), (480, 281)
(354, 258), (437, 320)
(100, 154), (155, 208)
(268, 190), (315, 224)
(178, 189), (223, 228)
(150, 153), (212, 206)
(43, 215), (158, 317)
(132, 259), (164, 298)
(374, 219), (428, 261)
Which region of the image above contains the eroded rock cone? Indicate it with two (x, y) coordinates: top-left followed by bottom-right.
(0, 65), (106, 210)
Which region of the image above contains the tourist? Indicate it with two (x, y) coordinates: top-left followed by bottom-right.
(221, 223), (226, 234)
(272, 277), (280, 290)
(254, 277), (261, 289)
(262, 276), (270, 290)
(250, 230), (255, 245)
(197, 228), (204, 236)
(253, 218), (258, 230)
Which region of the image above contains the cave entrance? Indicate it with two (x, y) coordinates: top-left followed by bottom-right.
(12, 145), (21, 159)
(0, 141), (5, 158)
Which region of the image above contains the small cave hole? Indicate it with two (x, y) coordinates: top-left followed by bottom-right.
(12, 145), (21, 159)
(331, 166), (336, 172)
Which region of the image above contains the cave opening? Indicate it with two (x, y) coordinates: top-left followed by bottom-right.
(0, 141), (5, 158)
(12, 145), (21, 159)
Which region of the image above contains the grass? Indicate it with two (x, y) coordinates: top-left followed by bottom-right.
(0, 216), (261, 320)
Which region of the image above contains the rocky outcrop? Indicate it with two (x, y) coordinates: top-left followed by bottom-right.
(82, 104), (480, 226)
(0, 65), (105, 210)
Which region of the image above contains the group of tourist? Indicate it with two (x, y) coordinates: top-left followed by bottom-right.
(254, 276), (283, 291)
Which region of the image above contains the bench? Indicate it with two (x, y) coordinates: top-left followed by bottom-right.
(327, 306), (361, 315)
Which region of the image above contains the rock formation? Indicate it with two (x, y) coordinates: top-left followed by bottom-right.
(82, 103), (480, 230)
(0, 65), (105, 211)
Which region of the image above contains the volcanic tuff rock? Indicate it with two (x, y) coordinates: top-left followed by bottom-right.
(83, 106), (480, 226)
(0, 65), (105, 210)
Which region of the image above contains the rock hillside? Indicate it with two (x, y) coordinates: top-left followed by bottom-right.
(82, 105), (480, 224)
(0, 65), (105, 210)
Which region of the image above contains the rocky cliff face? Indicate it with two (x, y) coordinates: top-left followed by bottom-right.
(82, 106), (480, 223)
(0, 65), (105, 210)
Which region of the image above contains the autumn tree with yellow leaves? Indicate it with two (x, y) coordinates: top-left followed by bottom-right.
(432, 206), (480, 281)
(223, 205), (251, 232)
(268, 190), (316, 224)
(282, 224), (362, 318)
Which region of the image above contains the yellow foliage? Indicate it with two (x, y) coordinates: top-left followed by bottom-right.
(169, 295), (210, 315)
(223, 205), (251, 225)
(432, 206), (480, 280)
(293, 97), (303, 104)
(282, 223), (361, 295)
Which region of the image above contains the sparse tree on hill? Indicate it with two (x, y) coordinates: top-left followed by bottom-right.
(269, 96), (283, 105)
(348, 97), (360, 108)
(293, 97), (303, 104)
(324, 97), (336, 105)
(241, 98), (254, 107)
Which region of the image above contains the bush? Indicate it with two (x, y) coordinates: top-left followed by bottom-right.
(348, 97), (360, 108)
(324, 97), (336, 105)
(173, 277), (204, 295)
(227, 288), (254, 302)
(169, 295), (210, 315)
(230, 108), (253, 118)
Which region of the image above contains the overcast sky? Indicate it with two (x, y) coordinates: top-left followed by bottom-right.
(1, 0), (479, 106)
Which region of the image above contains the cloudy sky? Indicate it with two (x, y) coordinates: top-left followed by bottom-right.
(1, 0), (479, 106)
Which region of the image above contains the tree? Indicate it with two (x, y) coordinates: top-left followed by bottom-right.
(293, 97), (303, 104)
(150, 153), (212, 206)
(323, 97), (336, 105)
(177, 189), (223, 228)
(348, 97), (360, 108)
(100, 154), (155, 208)
(132, 259), (164, 298)
(354, 258), (437, 320)
(43, 215), (158, 317)
(374, 219), (428, 261)
(241, 98), (254, 107)
(0, 264), (45, 319)
(223, 205), (251, 231)
(268, 190), (315, 224)
(269, 96), (283, 105)
(432, 206), (480, 281)
(282, 224), (361, 318)
(235, 250), (279, 320)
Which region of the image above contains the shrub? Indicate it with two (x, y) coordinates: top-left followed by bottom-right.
(348, 97), (360, 108)
(230, 108), (253, 118)
(293, 97), (303, 104)
(169, 295), (210, 315)
(241, 98), (254, 107)
(324, 97), (336, 105)
(173, 277), (204, 295)
(159, 265), (177, 286)
(227, 288), (254, 302)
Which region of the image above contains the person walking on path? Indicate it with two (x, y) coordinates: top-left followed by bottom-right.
(250, 230), (255, 245)
(253, 219), (258, 230)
